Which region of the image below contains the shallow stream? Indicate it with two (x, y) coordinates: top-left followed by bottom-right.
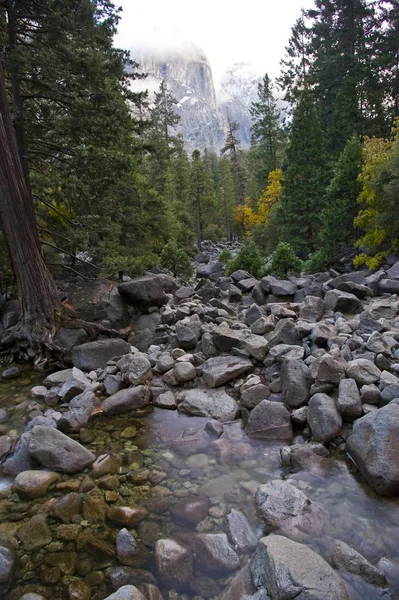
(1, 376), (399, 600)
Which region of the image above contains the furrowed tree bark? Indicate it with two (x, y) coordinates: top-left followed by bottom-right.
(0, 58), (62, 345)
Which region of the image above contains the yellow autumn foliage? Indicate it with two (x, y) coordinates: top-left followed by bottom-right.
(234, 169), (283, 235)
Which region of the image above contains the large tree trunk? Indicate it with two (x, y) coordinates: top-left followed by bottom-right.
(0, 58), (62, 341)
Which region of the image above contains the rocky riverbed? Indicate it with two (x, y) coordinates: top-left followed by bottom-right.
(1, 251), (399, 599)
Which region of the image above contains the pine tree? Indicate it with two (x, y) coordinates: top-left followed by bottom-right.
(279, 89), (329, 258)
(221, 120), (247, 205)
(190, 150), (215, 248)
(307, 136), (363, 270)
(250, 73), (282, 193)
(217, 158), (235, 240)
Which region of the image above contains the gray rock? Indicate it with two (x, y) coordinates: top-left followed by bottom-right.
(116, 529), (138, 567)
(202, 356), (252, 387)
(251, 535), (349, 600)
(241, 384), (270, 409)
(155, 539), (193, 589)
(117, 353), (152, 386)
(360, 384), (381, 405)
(170, 496), (209, 527)
(1, 432), (34, 477)
(308, 394), (342, 442)
(226, 509), (257, 552)
(310, 323), (335, 346)
(212, 324), (246, 352)
(237, 278), (258, 292)
(178, 388), (238, 420)
(219, 564), (256, 600)
(191, 533), (240, 574)
(369, 299), (399, 320)
(101, 387), (151, 415)
(43, 368), (72, 388)
(337, 378), (362, 421)
(153, 391), (177, 409)
(379, 279), (399, 294)
(280, 443), (330, 473)
(197, 262), (223, 279)
(174, 361), (197, 383)
(299, 296), (325, 322)
(347, 403), (399, 496)
(196, 280), (221, 303)
(255, 480), (321, 534)
(104, 586), (146, 600)
(359, 311), (385, 334)
(266, 318), (302, 349)
(386, 261), (399, 279)
(380, 384), (399, 406)
(270, 279), (297, 296)
(57, 389), (100, 433)
(324, 289), (364, 314)
(245, 304), (264, 327)
(243, 335), (268, 361)
(118, 274), (176, 309)
(72, 339), (130, 371)
(268, 344), (305, 362)
(29, 425), (95, 473)
(19, 594), (45, 600)
(346, 359), (381, 385)
(0, 542), (15, 596)
(246, 400), (293, 440)
(331, 541), (387, 587)
(310, 355), (346, 384)
(176, 322), (198, 350)
(281, 359), (312, 409)
(336, 281), (373, 299)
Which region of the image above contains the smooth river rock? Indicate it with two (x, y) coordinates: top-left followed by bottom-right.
(29, 426), (95, 473)
(202, 356), (253, 387)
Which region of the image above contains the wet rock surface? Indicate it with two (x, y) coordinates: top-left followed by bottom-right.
(3, 253), (399, 599)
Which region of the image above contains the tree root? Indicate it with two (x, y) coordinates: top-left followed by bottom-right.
(0, 317), (133, 371)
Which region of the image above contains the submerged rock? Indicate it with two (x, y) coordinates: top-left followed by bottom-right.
(190, 533), (240, 574)
(155, 538), (193, 589)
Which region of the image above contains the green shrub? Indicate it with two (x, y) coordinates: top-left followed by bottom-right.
(267, 241), (302, 278)
(218, 249), (233, 264)
(160, 241), (194, 281)
(226, 239), (265, 278)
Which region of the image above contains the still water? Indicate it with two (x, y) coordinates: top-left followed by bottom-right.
(1, 378), (399, 599)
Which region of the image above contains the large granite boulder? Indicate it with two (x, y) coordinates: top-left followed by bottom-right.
(251, 535), (349, 600)
(347, 403), (399, 496)
(72, 339), (130, 371)
(202, 356), (252, 388)
(246, 400), (293, 440)
(324, 289), (363, 314)
(118, 274), (176, 309)
(281, 359), (312, 408)
(307, 394), (342, 443)
(178, 388), (238, 420)
(29, 426), (95, 473)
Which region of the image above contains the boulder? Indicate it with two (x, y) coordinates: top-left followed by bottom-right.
(176, 322), (198, 350)
(0, 542), (15, 596)
(12, 470), (59, 499)
(241, 384), (270, 409)
(118, 274), (176, 309)
(72, 339), (130, 371)
(270, 279), (297, 297)
(324, 289), (364, 314)
(202, 356), (253, 388)
(29, 425), (95, 473)
(337, 378), (362, 421)
(281, 359), (312, 409)
(155, 539), (193, 589)
(243, 335), (268, 361)
(226, 509), (257, 552)
(101, 387), (150, 415)
(255, 480), (323, 535)
(347, 403), (399, 496)
(174, 361), (197, 383)
(331, 541), (387, 587)
(346, 359), (381, 385)
(190, 533), (240, 574)
(57, 389), (100, 433)
(299, 296), (325, 322)
(266, 318), (302, 349)
(379, 279), (399, 294)
(178, 388), (238, 420)
(307, 394), (342, 442)
(104, 586), (146, 600)
(116, 529), (138, 567)
(170, 497), (209, 527)
(251, 535), (349, 600)
(117, 353), (152, 386)
(212, 325), (246, 352)
(246, 400), (293, 440)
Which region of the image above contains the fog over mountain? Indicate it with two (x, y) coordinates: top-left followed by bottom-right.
(131, 42), (269, 151)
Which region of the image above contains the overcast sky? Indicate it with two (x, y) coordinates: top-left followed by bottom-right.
(115, 0), (315, 85)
